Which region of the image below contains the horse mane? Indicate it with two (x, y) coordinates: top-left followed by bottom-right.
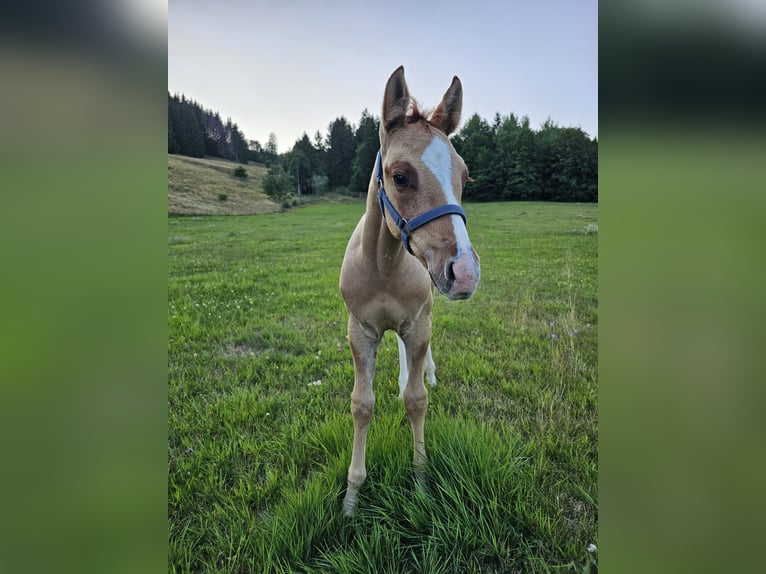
(405, 99), (435, 127)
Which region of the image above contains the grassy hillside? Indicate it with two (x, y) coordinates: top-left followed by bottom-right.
(168, 155), (280, 216)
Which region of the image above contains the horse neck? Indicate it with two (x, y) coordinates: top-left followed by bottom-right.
(361, 171), (407, 269)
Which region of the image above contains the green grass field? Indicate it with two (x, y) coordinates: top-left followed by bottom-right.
(168, 201), (598, 573)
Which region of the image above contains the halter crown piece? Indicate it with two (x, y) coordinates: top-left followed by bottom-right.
(376, 150), (467, 255)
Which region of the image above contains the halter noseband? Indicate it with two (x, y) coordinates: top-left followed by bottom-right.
(376, 150), (467, 256)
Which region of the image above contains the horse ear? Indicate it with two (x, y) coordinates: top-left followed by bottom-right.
(430, 76), (462, 135)
(381, 66), (409, 134)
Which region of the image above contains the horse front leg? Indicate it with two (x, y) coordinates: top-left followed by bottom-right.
(342, 318), (379, 516)
(400, 321), (432, 470)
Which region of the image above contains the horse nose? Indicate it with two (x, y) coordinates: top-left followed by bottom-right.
(445, 250), (480, 298)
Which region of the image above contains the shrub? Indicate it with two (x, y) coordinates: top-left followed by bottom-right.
(309, 174), (328, 194)
(234, 166), (248, 179)
(263, 165), (295, 202)
(218, 193), (228, 201)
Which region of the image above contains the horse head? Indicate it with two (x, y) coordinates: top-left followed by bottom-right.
(377, 66), (481, 300)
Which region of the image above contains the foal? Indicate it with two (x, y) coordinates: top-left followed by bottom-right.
(339, 66), (480, 515)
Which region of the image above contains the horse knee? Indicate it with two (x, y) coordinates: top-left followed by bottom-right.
(403, 389), (428, 419)
(351, 395), (374, 426)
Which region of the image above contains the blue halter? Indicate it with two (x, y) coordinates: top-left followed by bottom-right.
(375, 150), (467, 255)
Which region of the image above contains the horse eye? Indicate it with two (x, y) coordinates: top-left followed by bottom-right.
(393, 174), (409, 188)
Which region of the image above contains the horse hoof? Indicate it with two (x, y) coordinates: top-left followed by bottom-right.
(342, 495), (357, 517)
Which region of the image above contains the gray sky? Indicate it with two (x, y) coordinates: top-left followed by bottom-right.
(169, 0), (597, 153)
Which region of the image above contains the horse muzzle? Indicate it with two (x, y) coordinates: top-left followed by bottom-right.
(435, 248), (480, 300)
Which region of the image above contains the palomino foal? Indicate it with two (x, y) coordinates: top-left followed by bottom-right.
(339, 66), (480, 515)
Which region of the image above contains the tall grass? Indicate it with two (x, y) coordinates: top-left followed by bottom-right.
(168, 201), (598, 572)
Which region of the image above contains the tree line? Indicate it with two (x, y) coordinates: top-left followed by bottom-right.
(168, 92), (597, 203)
(258, 109), (380, 201)
(452, 113), (597, 202)
(168, 93), (249, 164)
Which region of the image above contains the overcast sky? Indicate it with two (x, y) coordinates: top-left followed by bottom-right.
(169, 0), (597, 153)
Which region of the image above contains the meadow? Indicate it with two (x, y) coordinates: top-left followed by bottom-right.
(168, 155), (277, 216)
(168, 201), (598, 573)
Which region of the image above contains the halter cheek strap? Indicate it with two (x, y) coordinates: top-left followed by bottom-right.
(375, 150), (467, 256)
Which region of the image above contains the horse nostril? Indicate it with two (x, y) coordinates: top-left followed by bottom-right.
(445, 259), (456, 283)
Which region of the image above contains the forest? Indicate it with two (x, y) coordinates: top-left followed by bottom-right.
(168, 92), (597, 203)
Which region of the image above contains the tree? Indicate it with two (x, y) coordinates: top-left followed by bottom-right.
(262, 164), (295, 202)
(167, 92), (250, 164)
(284, 132), (328, 194)
(452, 111), (597, 202)
(491, 114), (521, 199)
(168, 97), (179, 153)
(248, 140), (265, 163)
(506, 116), (542, 200)
(452, 113), (495, 201)
(349, 109), (380, 195)
(287, 147), (310, 195)
(167, 94), (205, 158)
(547, 127), (597, 201)
(228, 122), (249, 164)
(202, 112), (225, 158)
(313, 130), (326, 153)
(267, 132), (279, 156)
(326, 117), (356, 189)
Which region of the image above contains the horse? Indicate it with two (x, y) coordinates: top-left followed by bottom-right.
(339, 66), (481, 515)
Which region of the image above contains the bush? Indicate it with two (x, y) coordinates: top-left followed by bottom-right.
(234, 166), (247, 179)
(309, 174), (329, 195)
(263, 165), (295, 202)
(218, 193), (228, 201)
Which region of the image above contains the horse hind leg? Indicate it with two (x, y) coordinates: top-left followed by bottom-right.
(397, 334), (408, 399)
(425, 343), (436, 388)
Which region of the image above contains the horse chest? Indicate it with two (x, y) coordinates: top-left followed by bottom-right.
(352, 292), (431, 337)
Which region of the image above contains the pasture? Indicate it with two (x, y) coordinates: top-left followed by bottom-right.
(168, 155), (277, 216)
(168, 201), (598, 573)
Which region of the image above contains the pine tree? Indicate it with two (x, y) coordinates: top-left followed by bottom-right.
(326, 117), (355, 189)
(349, 109), (380, 195)
(168, 94), (205, 158)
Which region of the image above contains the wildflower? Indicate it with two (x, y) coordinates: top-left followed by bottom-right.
(587, 543), (597, 553)
(551, 333), (557, 339)
(549, 321), (555, 327)
(308, 380), (322, 386)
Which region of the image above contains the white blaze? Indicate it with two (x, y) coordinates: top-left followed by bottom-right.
(420, 137), (472, 255)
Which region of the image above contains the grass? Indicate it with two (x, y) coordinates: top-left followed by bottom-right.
(168, 201), (598, 572)
(168, 155), (278, 215)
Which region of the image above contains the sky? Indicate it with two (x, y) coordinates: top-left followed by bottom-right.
(168, 0), (598, 153)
